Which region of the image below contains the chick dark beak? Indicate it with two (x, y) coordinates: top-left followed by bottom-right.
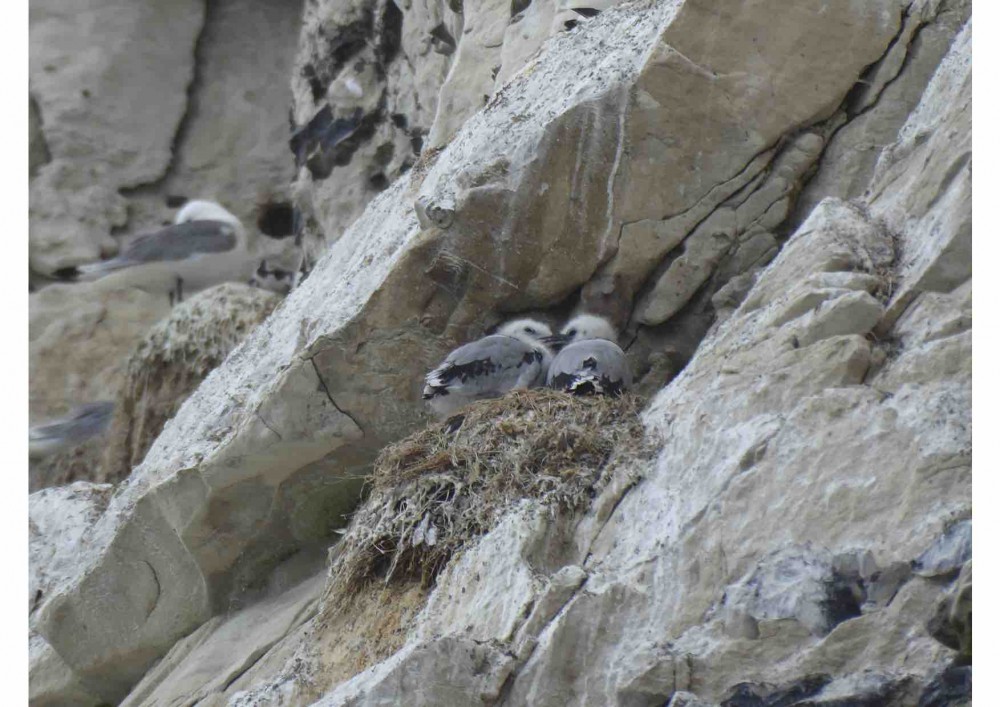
(540, 334), (572, 351)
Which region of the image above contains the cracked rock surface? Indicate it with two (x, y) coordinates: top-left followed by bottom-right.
(28, 0), (971, 705)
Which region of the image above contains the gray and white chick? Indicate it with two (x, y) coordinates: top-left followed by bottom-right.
(422, 318), (554, 417)
(545, 314), (632, 395)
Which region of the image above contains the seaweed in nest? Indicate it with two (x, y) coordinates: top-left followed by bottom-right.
(326, 389), (653, 601)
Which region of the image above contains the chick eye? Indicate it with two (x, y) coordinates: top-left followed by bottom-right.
(525, 327), (537, 335)
(567, 328), (577, 336)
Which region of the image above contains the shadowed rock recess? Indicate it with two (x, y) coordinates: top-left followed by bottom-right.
(29, 0), (970, 705)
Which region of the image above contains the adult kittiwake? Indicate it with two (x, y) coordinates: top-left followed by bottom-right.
(423, 318), (554, 417)
(29, 401), (115, 458)
(546, 314), (632, 395)
(74, 200), (256, 304)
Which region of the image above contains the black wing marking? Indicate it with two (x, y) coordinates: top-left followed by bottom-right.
(423, 336), (542, 399)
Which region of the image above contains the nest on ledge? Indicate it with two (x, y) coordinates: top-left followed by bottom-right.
(327, 388), (652, 601)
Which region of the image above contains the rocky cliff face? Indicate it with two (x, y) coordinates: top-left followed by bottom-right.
(29, 0), (971, 705)
(28, 0), (304, 464)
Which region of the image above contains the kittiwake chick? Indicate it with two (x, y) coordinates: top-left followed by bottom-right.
(546, 313), (632, 395)
(422, 318), (554, 417)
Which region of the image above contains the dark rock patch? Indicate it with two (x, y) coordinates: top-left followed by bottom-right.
(917, 666), (971, 707)
(257, 201), (296, 238)
(721, 674), (831, 707)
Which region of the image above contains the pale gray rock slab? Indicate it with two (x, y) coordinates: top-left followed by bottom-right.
(891, 279), (971, 350)
(666, 691), (717, 707)
(311, 638), (515, 706)
(29, 0), (203, 272)
(162, 0), (300, 220)
(498, 193), (966, 702)
(914, 520), (971, 578)
(413, 504), (552, 646)
(228, 7), (968, 707)
(30, 0), (302, 274)
(869, 19), (971, 333)
(289, 0), (452, 265)
(36, 13), (684, 699)
(28, 161), (127, 273)
(29, 482), (114, 620)
(427, 0), (510, 149)
(29, 483), (114, 706)
(28, 95), (49, 179)
(29, 0), (203, 188)
(29, 632), (105, 707)
(121, 573), (324, 707)
(926, 560), (971, 663)
(796, 0), (970, 218)
(494, 0), (557, 88)
(721, 545), (863, 638)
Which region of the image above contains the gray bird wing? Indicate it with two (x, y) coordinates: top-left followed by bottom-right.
(113, 220), (238, 268)
(424, 335), (545, 399)
(547, 339), (631, 394)
(30, 401), (115, 444)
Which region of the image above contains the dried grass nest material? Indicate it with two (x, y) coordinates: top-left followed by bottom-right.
(328, 389), (652, 598)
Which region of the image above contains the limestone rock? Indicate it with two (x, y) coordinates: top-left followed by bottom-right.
(37, 4), (672, 694)
(306, 43), (970, 691)
(29, 483), (114, 706)
(720, 671), (924, 706)
(120, 572), (324, 707)
(869, 18), (971, 334)
(28, 96), (49, 179)
(426, 0), (509, 149)
(102, 283), (281, 483)
(926, 561), (971, 665)
(914, 520), (971, 579)
(29, 0), (202, 189)
(126, 0), (304, 246)
(312, 638), (515, 706)
(795, 0), (971, 219)
(667, 692), (716, 707)
(28, 162), (126, 274)
(29, 482), (114, 618)
(721, 545), (865, 639)
(29, 632), (104, 707)
(29, 0), (202, 272)
(30, 0), (302, 275)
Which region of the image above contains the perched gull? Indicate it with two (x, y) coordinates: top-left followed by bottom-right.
(423, 318), (554, 417)
(546, 314), (632, 395)
(29, 401), (115, 458)
(74, 200), (256, 304)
